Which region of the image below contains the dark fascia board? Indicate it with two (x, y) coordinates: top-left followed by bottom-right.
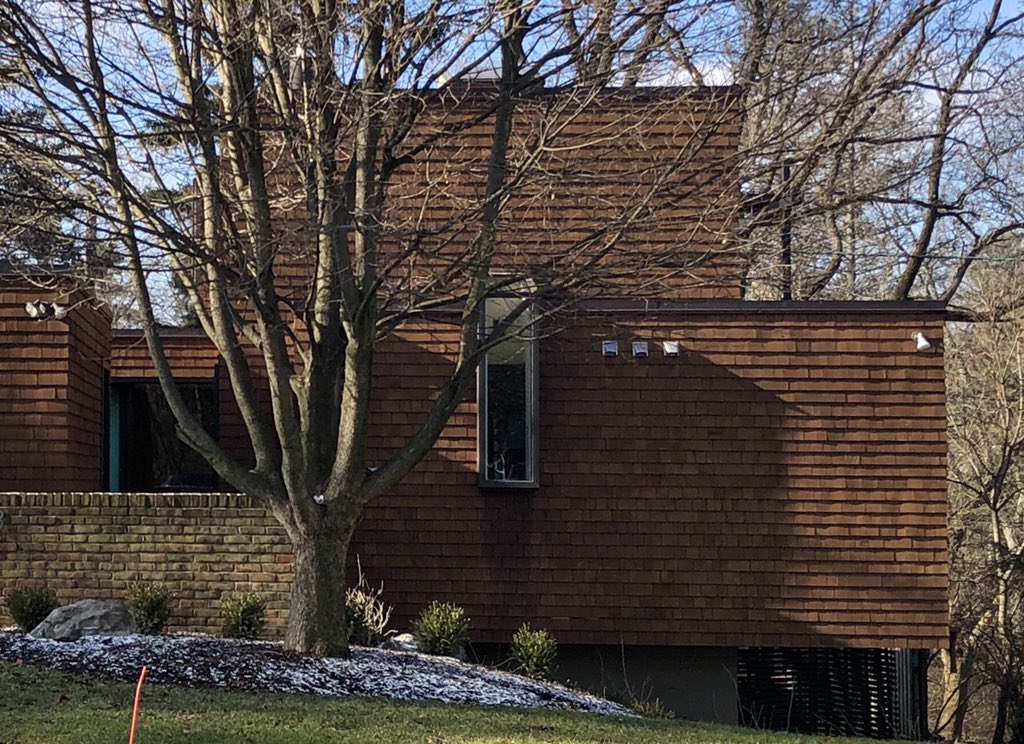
(447, 83), (743, 102)
(112, 327), (209, 339)
(576, 299), (948, 316)
(385, 298), (949, 320)
(110, 301), (949, 339)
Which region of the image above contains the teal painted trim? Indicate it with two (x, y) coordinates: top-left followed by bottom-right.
(108, 387), (120, 492)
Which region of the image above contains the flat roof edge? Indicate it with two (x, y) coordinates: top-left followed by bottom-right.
(578, 299), (948, 315)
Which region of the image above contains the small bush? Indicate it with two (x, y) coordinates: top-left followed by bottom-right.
(508, 623), (558, 680)
(5, 587), (59, 632)
(345, 561), (392, 647)
(221, 592), (266, 639)
(126, 582), (174, 634)
(632, 697), (675, 719)
(411, 601), (470, 658)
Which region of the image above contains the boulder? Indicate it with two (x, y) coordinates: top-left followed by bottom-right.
(29, 599), (137, 641)
(381, 633), (420, 652)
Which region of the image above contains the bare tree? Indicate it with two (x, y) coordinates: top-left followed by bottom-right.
(0, 95), (85, 267)
(0, 0), (742, 654)
(939, 248), (1024, 744)
(726, 0), (1024, 304)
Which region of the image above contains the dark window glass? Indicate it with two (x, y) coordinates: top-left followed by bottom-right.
(113, 381), (219, 492)
(481, 298), (537, 486)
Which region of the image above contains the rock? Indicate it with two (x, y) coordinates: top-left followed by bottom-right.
(29, 600), (137, 641)
(381, 633), (420, 652)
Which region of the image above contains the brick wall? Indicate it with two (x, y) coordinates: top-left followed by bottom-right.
(0, 279), (110, 491)
(0, 492), (292, 632)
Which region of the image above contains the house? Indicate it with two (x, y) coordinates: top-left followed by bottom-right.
(0, 87), (947, 736)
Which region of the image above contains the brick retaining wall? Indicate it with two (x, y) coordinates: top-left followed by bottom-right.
(0, 492), (293, 633)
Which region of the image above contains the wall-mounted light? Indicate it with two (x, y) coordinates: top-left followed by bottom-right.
(912, 331), (932, 352)
(602, 340), (619, 356)
(662, 341), (680, 357)
(632, 341), (649, 358)
(24, 300), (68, 321)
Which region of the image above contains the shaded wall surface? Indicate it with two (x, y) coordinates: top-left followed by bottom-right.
(2, 306), (948, 651)
(354, 307), (948, 648)
(472, 642), (739, 723)
(0, 280), (110, 492)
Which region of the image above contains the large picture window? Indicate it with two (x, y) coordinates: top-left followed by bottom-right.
(108, 381), (219, 492)
(479, 297), (539, 488)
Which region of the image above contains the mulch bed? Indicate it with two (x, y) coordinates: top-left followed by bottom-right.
(0, 631), (632, 716)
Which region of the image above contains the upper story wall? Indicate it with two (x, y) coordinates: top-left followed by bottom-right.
(268, 87), (744, 302)
(0, 278), (110, 491)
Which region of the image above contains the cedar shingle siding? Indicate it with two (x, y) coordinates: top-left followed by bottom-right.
(0, 307), (947, 649)
(353, 309), (947, 649)
(0, 89), (948, 653)
(0, 280), (110, 491)
(268, 89), (744, 301)
(110, 331), (219, 381)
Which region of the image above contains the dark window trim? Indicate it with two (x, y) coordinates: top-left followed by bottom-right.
(101, 370), (111, 491)
(478, 298), (540, 490)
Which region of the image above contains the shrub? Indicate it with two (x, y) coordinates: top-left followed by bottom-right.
(126, 582), (174, 634)
(411, 601), (470, 658)
(221, 592), (266, 639)
(5, 586), (59, 632)
(508, 623), (558, 680)
(345, 561), (392, 647)
(632, 697), (675, 719)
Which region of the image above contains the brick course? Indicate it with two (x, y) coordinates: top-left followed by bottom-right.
(0, 492), (292, 632)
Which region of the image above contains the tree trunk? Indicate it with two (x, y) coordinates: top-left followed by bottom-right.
(993, 685), (1009, 744)
(284, 526), (353, 656)
(938, 645), (976, 742)
(1007, 676), (1024, 744)
(937, 649), (964, 738)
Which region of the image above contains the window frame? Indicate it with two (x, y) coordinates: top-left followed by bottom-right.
(477, 296), (540, 490)
(108, 377), (221, 493)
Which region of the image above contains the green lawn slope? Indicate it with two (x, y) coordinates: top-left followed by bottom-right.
(0, 661), (894, 744)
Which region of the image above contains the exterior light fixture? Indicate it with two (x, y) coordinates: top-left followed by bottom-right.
(24, 300), (68, 321)
(912, 332), (932, 352)
(602, 340), (619, 356)
(632, 341), (649, 358)
(662, 341), (680, 357)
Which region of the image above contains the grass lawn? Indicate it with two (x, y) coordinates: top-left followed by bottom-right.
(0, 660), (890, 744)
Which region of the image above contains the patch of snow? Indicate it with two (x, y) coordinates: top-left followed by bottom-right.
(0, 631), (633, 717)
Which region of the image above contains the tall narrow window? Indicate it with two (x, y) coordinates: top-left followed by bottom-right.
(479, 297), (538, 487)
